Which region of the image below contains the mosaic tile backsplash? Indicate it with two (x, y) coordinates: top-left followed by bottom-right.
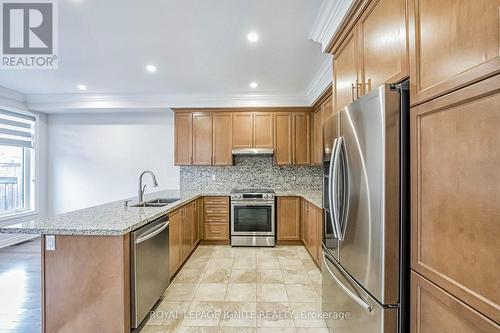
(180, 156), (322, 191)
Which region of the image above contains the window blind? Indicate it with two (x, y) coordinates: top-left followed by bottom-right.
(0, 110), (35, 148)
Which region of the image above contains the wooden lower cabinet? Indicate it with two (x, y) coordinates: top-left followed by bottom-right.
(301, 199), (321, 265)
(277, 196), (301, 241)
(410, 271), (499, 333)
(411, 75), (500, 322)
(168, 208), (183, 274)
(203, 196), (230, 242)
(169, 200), (200, 275)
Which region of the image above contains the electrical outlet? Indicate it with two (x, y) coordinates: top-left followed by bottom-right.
(46, 235), (56, 251)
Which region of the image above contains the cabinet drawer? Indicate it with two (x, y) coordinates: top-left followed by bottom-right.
(204, 196), (229, 206)
(204, 223), (229, 240)
(411, 271), (499, 332)
(204, 205), (229, 215)
(204, 215), (229, 224)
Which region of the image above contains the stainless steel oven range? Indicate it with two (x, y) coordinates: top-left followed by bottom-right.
(230, 189), (275, 247)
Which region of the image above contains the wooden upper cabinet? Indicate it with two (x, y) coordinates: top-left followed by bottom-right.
(311, 110), (323, 166)
(411, 271), (499, 333)
(232, 113), (253, 148)
(274, 113), (292, 165)
(411, 75), (500, 322)
(293, 113), (310, 165)
(358, 0), (408, 96)
(334, 30), (359, 112)
(253, 112), (274, 148)
(212, 113), (233, 165)
(192, 113), (212, 165)
(174, 113), (193, 165)
(408, 0), (500, 105)
(277, 196), (301, 241)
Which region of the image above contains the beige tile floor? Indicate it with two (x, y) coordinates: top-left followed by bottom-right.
(139, 245), (327, 333)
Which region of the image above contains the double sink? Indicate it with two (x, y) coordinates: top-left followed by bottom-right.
(130, 198), (180, 208)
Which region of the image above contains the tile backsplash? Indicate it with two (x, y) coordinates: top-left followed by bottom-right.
(180, 156), (322, 191)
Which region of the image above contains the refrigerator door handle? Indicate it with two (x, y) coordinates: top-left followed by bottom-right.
(328, 138), (340, 238)
(338, 137), (350, 240)
(323, 252), (372, 313)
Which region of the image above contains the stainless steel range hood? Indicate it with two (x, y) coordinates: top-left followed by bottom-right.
(232, 148), (274, 156)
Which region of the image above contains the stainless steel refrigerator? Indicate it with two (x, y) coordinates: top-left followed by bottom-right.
(322, 82), (409, 332)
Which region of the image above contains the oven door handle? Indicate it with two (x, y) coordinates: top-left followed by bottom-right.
(231, 202), (275, 206)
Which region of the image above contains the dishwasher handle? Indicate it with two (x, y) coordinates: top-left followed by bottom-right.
(135, 222), (169, 244)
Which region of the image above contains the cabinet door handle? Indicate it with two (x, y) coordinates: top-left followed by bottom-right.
(351, 83), (356, 102)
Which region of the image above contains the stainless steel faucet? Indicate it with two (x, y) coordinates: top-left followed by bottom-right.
(138, 170), (158, 203)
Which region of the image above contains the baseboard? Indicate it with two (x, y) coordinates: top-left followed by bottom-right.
(276, 239), (304, 245)
(0, 234), (38, 249)
(200, 240), (230, 245)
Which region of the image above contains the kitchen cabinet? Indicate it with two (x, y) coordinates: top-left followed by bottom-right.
(169, 200), (200, 275)
(174, 113), (193, 165)
(331, 0), (408, 110)
(293, 112), (311, 165)
(408, 0), (500, 106)
(410, 271), (499, 333)
(195, 197), (203, 242)
(334, 30), (359, 112)
(212, 113), (233, 165)
(277, 196), (301, 241)
(232, 113), (253, 148)
(411, 75), (500, 323)
(301, 199), (321, 264)
(312, 93), (333, 166)
(233, 112), (274, 149)
(274, 113), (292, 165)
(253, 112), (274, 148)
(169, 208), (183, 274)
(274, 112), (311, 165)
(203, 196), (230, 242)
(358, 0), (408, 97)
(192, 113), (212, 165)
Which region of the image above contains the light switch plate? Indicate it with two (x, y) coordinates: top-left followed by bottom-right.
(46, 235), (56, 251)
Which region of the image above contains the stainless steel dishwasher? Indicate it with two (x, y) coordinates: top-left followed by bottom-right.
(131, 215), (170, 328)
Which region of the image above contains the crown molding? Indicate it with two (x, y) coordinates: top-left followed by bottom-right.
(305, 57), (333, 105)
(309, 0), (355, 52)
(0, 85), (28, 111)
(25, 92), (311, 113)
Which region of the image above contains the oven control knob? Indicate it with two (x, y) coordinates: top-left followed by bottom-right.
(232, 194), (243, 200)
(264, 194), (274, 200)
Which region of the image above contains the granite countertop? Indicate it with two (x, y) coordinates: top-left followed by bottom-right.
(0, 189), (322, 236)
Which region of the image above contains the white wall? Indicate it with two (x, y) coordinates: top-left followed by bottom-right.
(47, 111), (179, 215)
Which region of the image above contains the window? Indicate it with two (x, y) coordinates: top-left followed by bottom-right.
(0, 110), (35, 217)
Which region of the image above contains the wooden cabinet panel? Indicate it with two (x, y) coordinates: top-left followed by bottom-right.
(321, 98), (334, 123)
(192, 113), (213, 165)
(301, 199), (309, 247)
(277, 197), (301, 241)
(334, 30), (358, 112)
(212, 113), (233, 165)
(408, 0), (500, 105)
(358, 0), (408, 96)
(174, 113), (192, 165)
(411, 75), (500, 322)
(182, 203), (194, 260)
(204, 196), (229, 206)
(204, 223), (229, 240)
(43, 235), (130, 333)
(307, 204), (318, 263)
(293, 113), (310, 165)
(410, 271), (499, 333)
(169, 209), (182, 274)
(274, 113), (292, 166)
(311, 110), (323, 166)
(316, 206), (323, 269)
(232, 113), (253, 148)
(253, 112), (274, 148)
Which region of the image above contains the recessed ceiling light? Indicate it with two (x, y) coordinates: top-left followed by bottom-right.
(249, 82), (258, 88)
(146, 65), (157, 72)
(247, 32), (259, 43)
(77, 84), (87, 91)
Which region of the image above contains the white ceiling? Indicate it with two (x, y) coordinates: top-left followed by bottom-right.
(0, 0), (332, 111)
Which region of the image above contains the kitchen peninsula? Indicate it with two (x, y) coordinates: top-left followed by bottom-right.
(0, 189), (321, 332)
